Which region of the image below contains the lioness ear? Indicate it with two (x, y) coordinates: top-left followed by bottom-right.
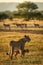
(24, 35), (27, 37)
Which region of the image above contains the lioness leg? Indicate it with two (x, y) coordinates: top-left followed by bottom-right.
(11, 48), (14, 60)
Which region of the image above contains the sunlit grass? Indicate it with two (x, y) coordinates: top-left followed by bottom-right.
(0, 31), (43, 65)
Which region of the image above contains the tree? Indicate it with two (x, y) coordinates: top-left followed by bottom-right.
(0, 12), (9, 21)
(17, 1), (38, 20)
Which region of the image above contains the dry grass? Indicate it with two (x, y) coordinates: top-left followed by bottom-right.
(0, 31), (43, 65)
(0, 19), (43, 26)
(0, 19), (43, 31)
(0, 18), (43, 65)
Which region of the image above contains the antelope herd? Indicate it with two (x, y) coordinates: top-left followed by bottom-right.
(3, 23), (40, 30)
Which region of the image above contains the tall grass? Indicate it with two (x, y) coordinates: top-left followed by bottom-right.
(0, 31), (43, 65)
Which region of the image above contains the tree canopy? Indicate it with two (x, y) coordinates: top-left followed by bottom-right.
(0, 2), (43, 21)
(17, 2), (38, 20)
(17, 2), (38, 12)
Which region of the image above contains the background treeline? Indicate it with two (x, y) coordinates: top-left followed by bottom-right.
(0, 2), (43, 21)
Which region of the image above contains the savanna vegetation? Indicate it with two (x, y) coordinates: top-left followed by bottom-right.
(0, 1), (43, 65)
(0, 32), (43, 65)
(0, 1), (43, 21)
